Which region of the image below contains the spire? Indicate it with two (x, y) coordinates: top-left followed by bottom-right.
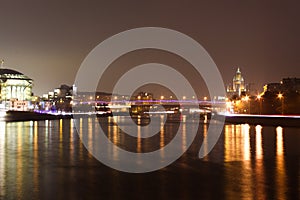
(0, 59), (4, 68)
(236, 67), (241, 73)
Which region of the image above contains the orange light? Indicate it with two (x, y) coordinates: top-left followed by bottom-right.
(257, 95), (261, 100)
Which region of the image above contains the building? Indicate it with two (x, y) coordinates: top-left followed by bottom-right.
(263, 78), (300, 93)
(227, 67), (246, 97)
(261, 77), (300, 114)
(0, 62), (33, 111)
(263, 82), (282, 93)
(131, 92), (154, 103)
(40, 84), (73, 112)
(282, 78), (300, 92)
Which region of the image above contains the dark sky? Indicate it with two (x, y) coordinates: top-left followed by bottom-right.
(0, 1), (299, 96)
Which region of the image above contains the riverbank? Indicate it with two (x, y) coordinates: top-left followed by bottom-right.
(0, 110), (114, 122)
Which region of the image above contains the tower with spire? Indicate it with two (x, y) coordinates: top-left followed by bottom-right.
(232, 67), (245, 96)
(226, 67), (246, 97)
(0, 59), (4, 68)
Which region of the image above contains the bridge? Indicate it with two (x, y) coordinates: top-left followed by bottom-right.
(94, 100), (225, 115)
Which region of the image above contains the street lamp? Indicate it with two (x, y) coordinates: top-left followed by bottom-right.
(257, 95), (262, 115)
(277, 93), (284, 115)
(244, 95), (249, 101)
(243, 95), (250, 114)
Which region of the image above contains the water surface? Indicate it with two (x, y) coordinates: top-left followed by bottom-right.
(0, 117), (299, 199)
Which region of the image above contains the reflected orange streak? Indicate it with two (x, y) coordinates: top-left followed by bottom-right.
(0, 122), (6, 196)
(276, 126), (286, 199)
(33, 121), (39, 194)
(16, 123), (23, 198)
(255, 125), (265, 200)
(137, 124), (142, 153)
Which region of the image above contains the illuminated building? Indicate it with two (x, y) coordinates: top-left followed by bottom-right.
(130, 92), (154, 115)
(131, 92), (153, 103)
(227, 67), (246, 97)
(232, 67), (245, 95)
(0, 62), (33, 110)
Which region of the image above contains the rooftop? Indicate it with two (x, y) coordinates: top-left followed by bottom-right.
(0, 68), (24, 76)
(0, 68), (32, 81)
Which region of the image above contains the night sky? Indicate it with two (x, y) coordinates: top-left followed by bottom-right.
(0, 1), (299, 96)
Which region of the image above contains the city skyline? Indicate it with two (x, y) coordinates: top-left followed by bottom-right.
(0, 2), (299, 198)
(0, 1), (299, 96)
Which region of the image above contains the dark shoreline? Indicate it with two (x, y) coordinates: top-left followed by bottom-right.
(2, 111), (72, 122)
(215, 113), (300, 127)
(1, 111), (115, 122)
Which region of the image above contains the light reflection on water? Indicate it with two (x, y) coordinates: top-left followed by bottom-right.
(208, 124), (292, 200)
(0, 117), (299, 199)
(255, 125), (265, 199)
(0, 122), (5, 197)
(276, 126), (287, 199)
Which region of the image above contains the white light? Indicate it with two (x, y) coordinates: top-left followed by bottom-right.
(0, 111), (6, 118)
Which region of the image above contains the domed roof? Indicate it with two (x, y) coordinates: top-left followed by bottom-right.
(0, 68), (32, 81)
(0, 68), (24, 75)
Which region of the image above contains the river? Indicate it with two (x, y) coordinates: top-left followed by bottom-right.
(0, 116), (299, 199)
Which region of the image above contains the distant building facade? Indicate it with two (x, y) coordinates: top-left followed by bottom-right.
(130, 92), (154, 115)
(260, 77), (300, 114)
(131, 92), (154, 103)
(0, 65), (33, 111)
(263, 78), (300, 93)
(41, 84), (73, 112)
(227, 68), (246, 97)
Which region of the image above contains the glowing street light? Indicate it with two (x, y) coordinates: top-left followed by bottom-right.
(242, 95), (250, 114)
(244, 95), (249, 102)
(257, 94), (262, 115)
(257, 94), (261, 100)
(277, 93), (284, 115)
